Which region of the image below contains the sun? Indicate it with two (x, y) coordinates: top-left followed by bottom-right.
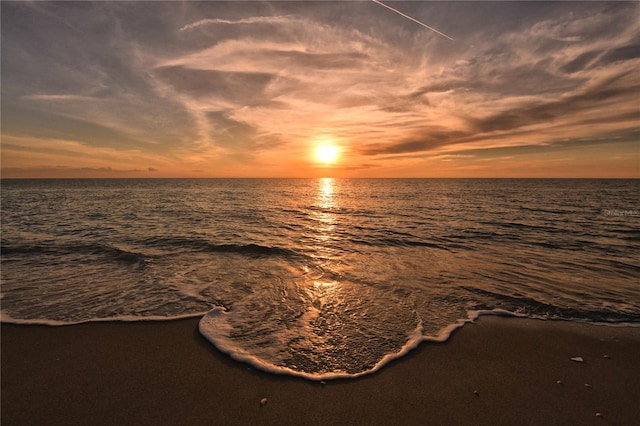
(315, 145), (339, 164)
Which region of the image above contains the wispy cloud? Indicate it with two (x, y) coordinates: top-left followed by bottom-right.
(22, 94), (99, 102)
(179, 16), (292, 32)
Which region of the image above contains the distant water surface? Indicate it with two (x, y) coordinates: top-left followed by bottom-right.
(2, 178), (639, 379)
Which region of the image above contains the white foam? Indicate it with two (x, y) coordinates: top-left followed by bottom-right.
(199, 307), (426, 380)
(421, 309), (523, 343)
(0, 311), (206, 326)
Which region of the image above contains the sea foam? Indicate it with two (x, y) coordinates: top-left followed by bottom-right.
(199, 305), (426, 380)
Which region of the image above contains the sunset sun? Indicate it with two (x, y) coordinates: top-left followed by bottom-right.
(315, 145), (339, 164)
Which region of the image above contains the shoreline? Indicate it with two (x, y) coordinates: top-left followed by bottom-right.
(3, 316), (640, 425)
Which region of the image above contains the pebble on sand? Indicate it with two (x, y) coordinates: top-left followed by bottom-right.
(570, 356), (584, 362)
(473, 390), (480, 396)
(260, 398), (268, 407)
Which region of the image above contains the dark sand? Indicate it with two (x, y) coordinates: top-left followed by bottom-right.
(2, 316), (639, 425)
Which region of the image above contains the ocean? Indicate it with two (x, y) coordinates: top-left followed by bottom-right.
(1, 178), (638, 379)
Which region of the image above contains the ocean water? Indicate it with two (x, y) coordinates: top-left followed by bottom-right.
(1, 178), (639, 379)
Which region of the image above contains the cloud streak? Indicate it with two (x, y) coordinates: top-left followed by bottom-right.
(179, 16), (292, 32)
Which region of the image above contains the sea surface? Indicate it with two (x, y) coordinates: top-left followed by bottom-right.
(1, 178), (639, 379)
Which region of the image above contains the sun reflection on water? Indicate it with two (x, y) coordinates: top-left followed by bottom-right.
(318, 177), (335, 209)
(313, 178), (338, 242)
(303, 178), (345, 291)
(313, 280), (337, 289)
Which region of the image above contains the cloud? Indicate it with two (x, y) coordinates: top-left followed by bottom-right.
(472, 74), (637, 131)
(2, 105), (147, 150)
(22, 94), (98, 102)
(358, 67), (639, 157)
(154, 66), (276, 105)
(179, 16), (292, 32)
(596, 44), (640, 66)
(205, 111), (258, 149)
(560, 50), (602, 74)
(1, 165), (153, 179)
(358, 129), (467, 156)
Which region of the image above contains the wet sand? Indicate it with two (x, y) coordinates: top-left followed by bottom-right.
(2, 316), (639, 425)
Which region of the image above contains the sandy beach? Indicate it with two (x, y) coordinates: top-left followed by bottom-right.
(2, 316), (639, 425)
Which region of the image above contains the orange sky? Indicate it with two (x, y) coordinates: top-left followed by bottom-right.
(2, 1), (638, 178)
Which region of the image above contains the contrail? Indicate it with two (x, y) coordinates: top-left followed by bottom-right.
(371, 0), (454, 41)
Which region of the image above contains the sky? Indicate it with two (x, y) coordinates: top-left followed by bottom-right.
(1, 1), (639, 178)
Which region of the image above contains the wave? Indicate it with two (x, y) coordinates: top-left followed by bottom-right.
(2, 238), (298, 262)
(0, 311), (205, 327)
(142, 236), (298, 258)
(1, 242), (146, 267)
(204, 243), (297, 257)
(462, 286), (640, 324)
(197, 305), (640, 382)
(198, 306), (426, 381)
(196, 277), (640, 381)
(349, 237), (445, 250)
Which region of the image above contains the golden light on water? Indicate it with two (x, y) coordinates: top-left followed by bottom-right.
(318, 178), (335, 208)
(313, 178), (339, 255)
(313, 281), (338, 289)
